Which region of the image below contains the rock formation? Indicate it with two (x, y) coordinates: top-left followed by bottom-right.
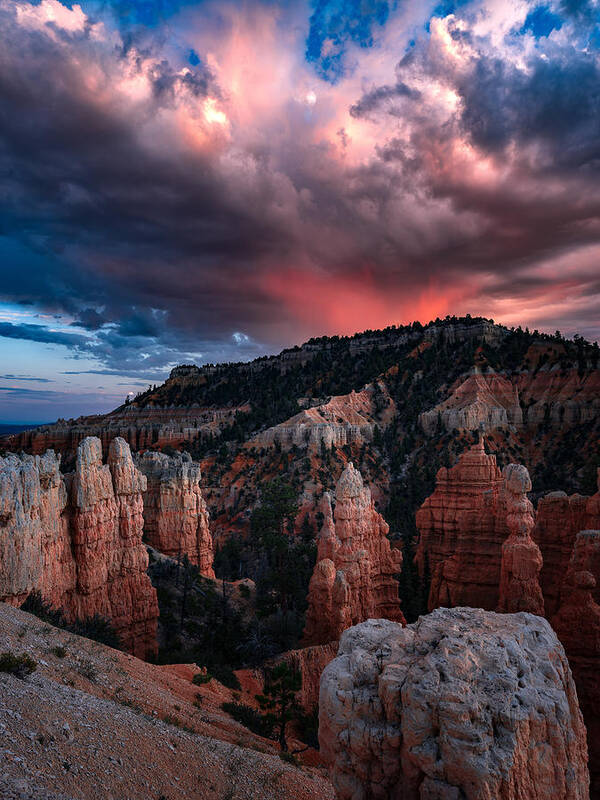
(534, 469), (600, 615)
(415, 437), (508, 610)
(552, 539), (600, 798)
(419, 371), (522, 435)
(320, 609), (589, 800)
(0, 449), (72, 605)
(5, 405), (246, 458)
(303, 463), (404, 646)
(0, 437), (158, 658)
(136, 450), (214, 577)
(249, 382), (393, 453)
(280, 643), (338, 712)
(497, 463), (544, 615)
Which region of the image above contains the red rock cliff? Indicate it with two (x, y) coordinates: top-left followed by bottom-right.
(534, 469), (600, 615)
(0, 437), (158, 658)
(552, 532), (600, 798)
(135, 450), (214, 577)
(415, 437), (508, 610)
(303, 462), (404, 646)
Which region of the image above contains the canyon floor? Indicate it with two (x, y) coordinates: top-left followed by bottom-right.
(0, 602), (334, 800)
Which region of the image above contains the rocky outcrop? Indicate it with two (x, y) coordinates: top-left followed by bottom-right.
(5, 406), (246, 457)
(135, 451), (214, 577)
(534, 470), (600, 615)
(0, 437), (158, 658)
(249, 383), (394, 453)
(517, 366), (600, 427)
(0, 449), (72, 605)
(552, 540), (600, 798)
(320, 610), (589, 800)
(303, 463), (404, 646)
(280, 643), (338, 712)
(419, 371), (522, 435)
(498, 463), (544, 615)
(415, 438), (508, 610)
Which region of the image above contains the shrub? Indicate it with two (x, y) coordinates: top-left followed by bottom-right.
(192, 671), (212, 686)
(279, 750), (299, 766)
(21, 593), (121, 649)
(0, 651), (37, 678)
(221, 702), (274, 739)
(210, 664), (241, 691)
(51, 645), (67, 659)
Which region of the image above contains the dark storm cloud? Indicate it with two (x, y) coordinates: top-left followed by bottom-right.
(457, 52), (600, 165)
(0, 322), (90, 348)
(1, 0), (600, 379)
(0, 375), (54, 382)
(349, 81), (420, 118)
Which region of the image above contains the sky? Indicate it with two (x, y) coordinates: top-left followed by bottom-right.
(0, 0), (599, 422)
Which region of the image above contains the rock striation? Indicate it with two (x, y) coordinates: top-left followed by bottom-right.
(249, 383), (394, 453)
(5, 406), (246, 458)
(0, 437), (158, 658)
(303, 463), (404, 646)
(320, 609), (589, 800)
(415, 438), (508, 611)
(497, 463), (544, 615)
(552, 537), (600, 798)
(534, 469), (600, 615)
(135, 450), (214, 577)
(419, 371), (522, 435)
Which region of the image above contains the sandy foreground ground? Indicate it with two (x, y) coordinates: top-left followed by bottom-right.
(0, 602), (334, 800)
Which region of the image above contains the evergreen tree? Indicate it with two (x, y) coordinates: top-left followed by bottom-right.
(256, 662), (302, 751)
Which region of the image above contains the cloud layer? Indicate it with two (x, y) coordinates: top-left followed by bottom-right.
(0, 0), (599, 419)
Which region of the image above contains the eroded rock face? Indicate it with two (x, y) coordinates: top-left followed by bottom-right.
(498, 464), (544, 615)
(0, 450), (72, 604)
(552, 548), (600, 798)
(303, 463), (404, 646)
(534, 470), (600, 615)
(0, 437), (158, 658)
(320, 610), (589, 800)
(419, 371), (522, 435)
(415, 438), (508, 610)
(249, 383), (394, 453)
(280, 642), (338, 712)
(135, 451), (214, 577)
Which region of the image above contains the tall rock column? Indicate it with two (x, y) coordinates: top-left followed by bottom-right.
(71, 437), (158, 658)
(0, 438), (159, 659)
(303, 462), (404, 646)
(135, 451), (214, 577)
(534, 470), (600, 615)
(415, 437), (507, 610)
(552, 534), (600, 799)
(0, 450), (73, 605)
(497, 463), (544, 615)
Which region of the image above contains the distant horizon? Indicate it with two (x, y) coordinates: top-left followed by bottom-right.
(1, 315), (598, 426)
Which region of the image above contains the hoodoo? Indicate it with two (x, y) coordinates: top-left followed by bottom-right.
(415, 437), (507, 610)
(553, 532), (600, 797)
(497, 463), (544, 615)
(136, 450), (214, 577)
(303, 462), (404, 646)
(320, 609), (589, 800)
(0, 437), (158, 658)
